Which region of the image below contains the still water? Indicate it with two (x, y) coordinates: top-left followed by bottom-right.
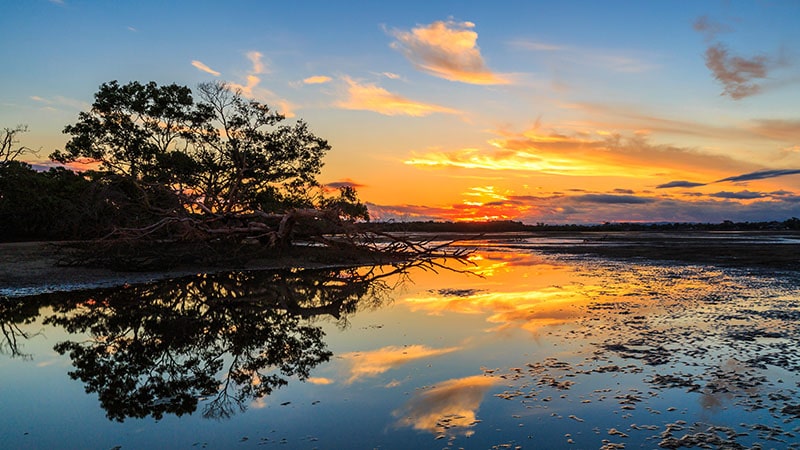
(2, 240), (800, 449)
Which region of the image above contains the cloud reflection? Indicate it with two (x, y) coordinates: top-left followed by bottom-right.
(405, 285), (594, 334)
(340, 344), (460, 383)
(393, 375), (497, 437)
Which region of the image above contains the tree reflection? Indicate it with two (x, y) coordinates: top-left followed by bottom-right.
(3, 263), (413, 421)
(0, 296), (45, 359)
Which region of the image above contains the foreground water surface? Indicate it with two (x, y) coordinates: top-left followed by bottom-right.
(2, 238), (800, 449)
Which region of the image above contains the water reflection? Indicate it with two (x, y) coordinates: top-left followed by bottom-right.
(340, 344), (462, 384)
(393, 375), (497, 439)
(0, 264), (415, 422)
(3, 243), (800, 448)
(0, 296), (42, 359)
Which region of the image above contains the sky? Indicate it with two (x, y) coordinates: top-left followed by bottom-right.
(2, 0), (800, 224)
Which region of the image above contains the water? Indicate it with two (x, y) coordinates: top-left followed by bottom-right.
(2, 240), (800, 449)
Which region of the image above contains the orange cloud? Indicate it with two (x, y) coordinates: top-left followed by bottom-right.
(390, 20), (511, 85)
(246, 51), (267, 74)
(191, 60), (220, 77)
(303, 75), (332, 85)
(748, 119), (800, 142)
(393, 375), (497, 437)
(405, 127), (752, 181)
(337, 77), (459, 117)
(340, 344), (461, 383)
(370, 184), (800, 224)
(228, 51), (295, 117)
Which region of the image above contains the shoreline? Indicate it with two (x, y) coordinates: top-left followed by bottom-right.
(3, 231), (800, 298)
(0, 241), (392, 298)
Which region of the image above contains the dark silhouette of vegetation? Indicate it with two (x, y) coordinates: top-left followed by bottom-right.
(1, 125), (34, 164)
(359, 217), (800, 233)
(48, 80), (368, 249)
(1, 82), (397, 268)
(0, 262), (422, 421)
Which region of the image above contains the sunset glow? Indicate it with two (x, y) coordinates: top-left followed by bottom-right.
(3, 1), (800, 223)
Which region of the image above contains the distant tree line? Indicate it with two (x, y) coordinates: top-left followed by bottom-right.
(358, 218), (800, 233)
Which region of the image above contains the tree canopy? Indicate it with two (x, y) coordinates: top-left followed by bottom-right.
(51, 80), (341, 217)
(37, 80), (368, 254)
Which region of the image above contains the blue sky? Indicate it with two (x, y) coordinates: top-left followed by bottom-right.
(2, 0), (800, 223)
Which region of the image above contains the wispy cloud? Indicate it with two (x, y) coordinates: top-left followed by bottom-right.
(704, 43), (769, 99)
(191, 60), (221, 76)
(656, 180), (707, 189)
(230, 51), (268, 95)
(572, 194), (654, 204)
(693, 15), (732, 41)
(562, 101), (777, 144)
(246, 51), (267, 74)
(710, 190), (766, 200)
(748, 119), (800, 142)
(337, 77), (459, 117)
(303, 75), (332, 85)
(716, 168), (800, 183)
(30, 95), (89, 111)
(654, 168), (800, 190)
(223, 51), (294, 117)
(694, 15), (789, 100)
(512, 39), (657, 73)
(389, 20), (511, 85)
(406, 127), (746, 181)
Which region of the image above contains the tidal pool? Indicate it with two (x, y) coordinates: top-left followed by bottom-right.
(2, 241), (800, 449)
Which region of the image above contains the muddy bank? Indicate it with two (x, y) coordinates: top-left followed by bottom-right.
(0, 241), (390, 297)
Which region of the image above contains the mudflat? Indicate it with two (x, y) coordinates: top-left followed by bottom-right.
(0, 241), (384, 297)
(3, 231), (799, 297)
(535, 231), (800, 270)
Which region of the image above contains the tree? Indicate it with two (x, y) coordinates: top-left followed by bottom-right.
(51, 81), (206, 179)
(51, 80), (333, 217)
(190, 81), (331, 214)
(48, 80), (370, 256)
(1, 125), (34, 165)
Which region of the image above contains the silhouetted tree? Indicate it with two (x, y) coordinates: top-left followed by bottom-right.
(49, 80), (368, 254)
(51, 81), (206, 179)
(1, 125), (34, 165)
